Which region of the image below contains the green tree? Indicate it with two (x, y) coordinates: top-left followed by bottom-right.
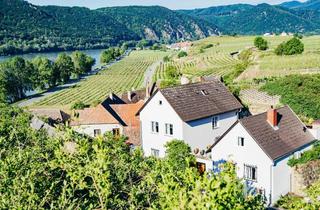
(254, 36), (268, 50)
(165, 140), (196, 171)
(32, 57), (55, 89)
(178, 51), (188, 58)
(72, 51), (95, 78)
(54, 53), (74, 84)
(275, 37), (304, 55)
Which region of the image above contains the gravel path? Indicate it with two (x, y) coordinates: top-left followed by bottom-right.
(143, 60), (162, 86)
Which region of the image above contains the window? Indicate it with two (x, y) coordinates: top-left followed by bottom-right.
(112, 128), (120, 138)
(165, 123), (174, 135)
(244, 164), (257, 181)
(159, 100), (163, 105)
(212, 116), (219, 129)
(151, 148), (160, 157)
(197, 162), (206, 175)
(151, 121), (159, 133)
(238, 137), (244, 146)
(94, 129), (101, 137)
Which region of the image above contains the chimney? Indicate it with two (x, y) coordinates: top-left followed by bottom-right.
(267, 106), (278, 127)
(146, 82), (150, 99)
(127, 90), (132, 102)
(109, 93), (113, 100)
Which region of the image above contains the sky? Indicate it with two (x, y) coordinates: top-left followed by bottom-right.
(26, 0), (306, 10)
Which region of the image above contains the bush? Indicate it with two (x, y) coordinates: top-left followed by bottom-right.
(254, 37), (268, 50)
(71, 101), (88, 110)
(178, 51), (188, 58)
(275, 37), (304, 55)
(288, 142), (320, 167)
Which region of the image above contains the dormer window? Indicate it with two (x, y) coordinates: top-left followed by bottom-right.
(201, 89), (209, 96)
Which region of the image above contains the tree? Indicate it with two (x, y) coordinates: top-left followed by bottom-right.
(178, 51), (188, 58)
(32, 57), (55, 89)
(54, 53), (74, 84)
(165, 140), (196, 171)
(72, 51), (95, 78)
(275, 37), (304, 55)
(254, 37), (268, 50)
(0, 57), (34, 101)
(136, 39), (149, 49)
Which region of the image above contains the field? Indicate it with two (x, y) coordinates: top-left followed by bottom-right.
(33, 50), (168, 108)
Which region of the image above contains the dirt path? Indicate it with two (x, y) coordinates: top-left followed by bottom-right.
(236, 53), (261, 81)
(143, 60), (162, 86)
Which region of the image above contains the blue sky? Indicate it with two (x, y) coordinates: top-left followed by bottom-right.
(26, 0), (306, 9)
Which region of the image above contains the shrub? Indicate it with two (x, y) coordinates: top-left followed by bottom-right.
(178, 51), (188, 58)
(71, 101), (88, 110)
(254, 37), (268, 50)
(275, 37), (304, 55)
(287, 142), (320, 167)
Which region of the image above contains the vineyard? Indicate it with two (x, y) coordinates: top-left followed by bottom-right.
(34, 50), (168, 107)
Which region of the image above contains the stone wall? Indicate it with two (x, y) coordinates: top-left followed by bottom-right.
(291, 160), (320, 196)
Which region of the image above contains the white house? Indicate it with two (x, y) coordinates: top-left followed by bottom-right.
(138, 80), (243, 169)
(210, 106), (316, 205)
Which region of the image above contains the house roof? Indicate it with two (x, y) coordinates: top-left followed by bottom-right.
(70, 104), (119, 126)
(159, 81), (243, 122)
(110, 101), (144, 127)
(210, 106), (316, 161)
(30, 108), (69, 122)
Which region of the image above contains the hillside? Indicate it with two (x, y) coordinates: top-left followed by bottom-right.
(97, 6), (218, 41)
(0, 0), (219, 56)
(180, 3), (320, 35)
(280, 0), (320, 10)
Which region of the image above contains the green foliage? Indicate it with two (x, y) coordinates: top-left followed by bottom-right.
(165, 140), (196, 171)
(276, 181), (320, 209)
(32, 56), (56, 89)
(261, 74), (320, 120)
(178, 51), (188, 58)
(54, 53), (74, 84)
(0, 103), (264, 209)
(71, 101), (88, 110)
(163, 55), (170, 62)
(136, 39), (150, 49)
(275, 37), (304, 55)
(254, 37), (268, 50)
(100, 47), (123, 64)
(288, 143), (320, 167)
(71, 51), (95, 78)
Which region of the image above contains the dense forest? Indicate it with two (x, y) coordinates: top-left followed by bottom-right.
(0, 0), (218, 56)
(180, 0), (320, 35)
(0, 52), (95, 102)
(0, 103), (265, 209)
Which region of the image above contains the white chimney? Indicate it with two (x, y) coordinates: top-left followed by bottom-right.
(109, 93), (113, 100)
(180, 75), (190, 85)
(128, 90), (132, 102)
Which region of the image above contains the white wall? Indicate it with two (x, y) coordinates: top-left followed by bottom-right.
(140, 92), (184, 157)
(72, 123), (123, 138)
(211, 123), (273, 204)
(183, 111), (238, 152)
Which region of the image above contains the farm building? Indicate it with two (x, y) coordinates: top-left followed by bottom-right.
(138, 80), (243, 170)
(168, 41), (193, 51)
(29, 108), (70, 125)
(210, 106), (316, 205)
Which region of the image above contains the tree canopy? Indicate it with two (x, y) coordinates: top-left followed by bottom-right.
(254, 37), (268, 50)
(275, 37), (304, 55)
(0, 103), (265, 209)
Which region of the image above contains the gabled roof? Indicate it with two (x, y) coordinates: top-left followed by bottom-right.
(110, 101), (144, 127)
(70, 104), (120, 126)
(30, 108), (69, 123)
(210, 106), (316, 161)
(157, 81), (243, 122)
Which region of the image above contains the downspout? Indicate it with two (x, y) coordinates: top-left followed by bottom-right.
(269, 163), (273, 207)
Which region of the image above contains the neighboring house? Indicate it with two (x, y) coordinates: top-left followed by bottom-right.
(70, 86), (157, 146)
(138, 80), (243, 169)
(168, 41), (193, 51)
(209, 106), (316, 205)
(30, 108), (70, 125)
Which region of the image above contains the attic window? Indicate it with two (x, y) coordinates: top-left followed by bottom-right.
(201, 89), (209, 96)
(159, 100), (163, 105)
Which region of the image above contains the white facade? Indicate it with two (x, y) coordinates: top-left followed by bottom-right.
(72, 123), (123, 138)
(211, 122), (313, 205)
(140, 91), (239, 160)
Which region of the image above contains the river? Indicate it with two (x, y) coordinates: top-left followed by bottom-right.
(0, 48), (106, 68)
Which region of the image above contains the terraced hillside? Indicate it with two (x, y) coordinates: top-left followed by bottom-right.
(34, 50), (168, 108)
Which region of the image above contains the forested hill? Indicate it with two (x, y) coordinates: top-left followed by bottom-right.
(180, 1), (320, 35)
(0, 0), (219, 56)
(97, 6), (218, 41)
